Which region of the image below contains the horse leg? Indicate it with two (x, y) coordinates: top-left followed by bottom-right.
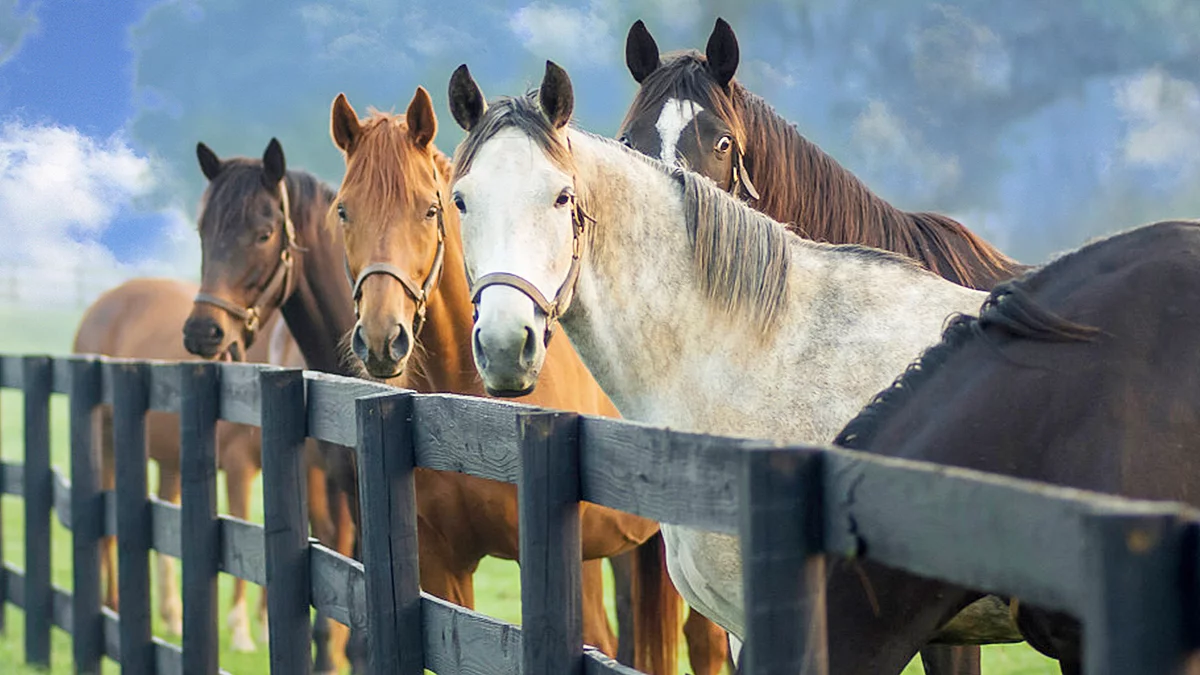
(224, 445), (259, 652)
(307, 441), (338, 673)
(582, 558), (618, 657)
(608, 552), (635, 665)
(920, 646), (981, 675)
(684, 607), (729, 675)
(157, 459), (183, 636)
(98, 406), (119, 611)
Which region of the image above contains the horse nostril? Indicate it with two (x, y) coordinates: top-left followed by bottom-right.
(388, 325), (410, 362)
(521, 326), (538, 366)
(351, 324), (369, 362)
(208, 323), (223, 341)
(472, 327), (489, 370)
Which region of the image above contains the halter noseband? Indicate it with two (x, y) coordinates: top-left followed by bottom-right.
(347, 190), (448, 337)
(193, 178), (299, 352)
(467, 179), (592, 347)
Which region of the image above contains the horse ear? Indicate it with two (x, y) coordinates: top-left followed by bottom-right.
(406, 86), (438, 149)
(196, 142), (223, 181)
(625, 20), (661, 84)
(539, 60), (574, 130)
(448, 64), (487, 132)
(331, 93), (361, 153)
(262, 137), (286, 188)
(705, 17), (739, 89)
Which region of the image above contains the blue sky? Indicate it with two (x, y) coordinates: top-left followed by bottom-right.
(3, 0), (1200, 300)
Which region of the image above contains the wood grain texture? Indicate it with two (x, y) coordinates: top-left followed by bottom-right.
(112, 360), (154, 674)
(69, 357), (104, 673)
(356, 391), (423, 674)
(23, 355), (52, 667)
(304, 370), (396, 446)
(422, 593), (521, 675)
(179, 362), (220, 675)
(310, 542), (367, 631)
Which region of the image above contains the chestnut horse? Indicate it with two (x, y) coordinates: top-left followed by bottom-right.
(618, 18), (1032, 674)
(329, 90), (700, 674)
(72, 277), (334, 655)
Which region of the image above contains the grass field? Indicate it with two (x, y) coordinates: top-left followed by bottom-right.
(0, 304), (1060, 673)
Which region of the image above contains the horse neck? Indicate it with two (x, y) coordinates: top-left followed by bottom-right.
(564, 131), (763, 425)
(280, 184), (359, 377)
(404, 210), (481, 394)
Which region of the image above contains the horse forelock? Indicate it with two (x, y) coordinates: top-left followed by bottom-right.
(619, 51), (748, 153)
(198, 160), (332, 241)
(453, 93), (574, 180)
(339, 111), (450, 224)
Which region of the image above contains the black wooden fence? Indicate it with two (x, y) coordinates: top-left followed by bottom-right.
(0, 353), (1198, 674)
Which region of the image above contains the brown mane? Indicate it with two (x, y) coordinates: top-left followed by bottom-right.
(621, 52), (1029, 291)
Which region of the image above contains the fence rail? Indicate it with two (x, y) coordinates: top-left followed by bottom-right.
(0, 352), (1198, 674)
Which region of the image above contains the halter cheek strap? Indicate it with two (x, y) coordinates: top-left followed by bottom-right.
(348, 192), (447, 337)
(193, 178), (299, 352)
(467, 189), (591, 347)
(732, 143), (760, 201)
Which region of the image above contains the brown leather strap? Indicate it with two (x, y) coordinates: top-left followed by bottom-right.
(192, 178), (298, 346)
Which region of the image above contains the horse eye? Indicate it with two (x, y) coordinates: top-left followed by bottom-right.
(555, 192), (571, 207)
(256, 230), (272, 243)
(619, 135), (633, 148)
(426, 205), (439, 220)
(715, 136), (733, 153)
(453, 194), (466, 213)
(336, 203), (348, 222)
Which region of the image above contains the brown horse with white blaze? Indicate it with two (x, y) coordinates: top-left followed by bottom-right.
(330, 87), (706, 674)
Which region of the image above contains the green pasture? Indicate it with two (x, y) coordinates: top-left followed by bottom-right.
(0, 304), (1058, 673)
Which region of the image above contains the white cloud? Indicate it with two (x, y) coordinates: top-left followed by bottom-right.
(0, 0), (38, 67)
(851, 100), (962, 202)
(0, 120), (190, 304)
(510, 1), (616, 67)
(1115, 66), (1200, 173)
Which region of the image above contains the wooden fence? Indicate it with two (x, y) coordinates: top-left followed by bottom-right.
(0, 353), (1198, 674)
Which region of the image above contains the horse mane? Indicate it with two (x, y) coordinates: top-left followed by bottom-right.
(621, 51), (1028, 291)
(835, 265), (1100, 452)
(339, 110), (455, 220)
(198, 159), (335, 242)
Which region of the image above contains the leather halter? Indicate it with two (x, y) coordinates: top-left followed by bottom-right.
(730, 140), (760, 202)
(467, 183), (593, 347)
(347, 192), (447, 337)
(193, 178), (298, 348)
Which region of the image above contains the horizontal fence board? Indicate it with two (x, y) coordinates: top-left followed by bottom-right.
(51, 358), (73, 394)
(579, 416), (745, 532)
(412, 394), (526, 483)
(4, 562), (21, 607)
(148, 362), (181, 413)
(584, 648), (645, 675)
(422, 593), (521, 675)
(103, 607), (121, 663)
(150, 497), (182, 559)
(304, 371), (397, 446)
(1, 461), (21, 495)
(216, 362), (263, 426)
(820, 447), (1200, 616)
(220, 516), (267, 586)
(52, 584), (71, 632)
(0, 354), (21, 388)
(310, 543), (367, 631)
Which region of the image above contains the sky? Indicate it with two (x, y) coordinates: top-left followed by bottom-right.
(3, 0), (1200, 304)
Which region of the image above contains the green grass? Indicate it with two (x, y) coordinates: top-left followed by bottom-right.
(0, 308), (1060, 674)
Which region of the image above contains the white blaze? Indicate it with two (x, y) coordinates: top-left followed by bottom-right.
(655, 98), (704, 165)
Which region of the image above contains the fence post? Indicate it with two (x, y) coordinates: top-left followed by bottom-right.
(356, 391), (423, 674)
(1080, 511), (1194, 675)
(738, 445), (828, 675)
(518, 411), (582, 675)
(69, 357), (104, 672)
(180, 362), (220, 675)
(23, 355), (52, 667)
(260, 368), (312, 675)
(112, 361), (153, 673)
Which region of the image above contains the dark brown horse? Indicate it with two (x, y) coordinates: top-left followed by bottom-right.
(619, 18), (1031, 674)
(833, 219), (1200, 674)
(619, 18), (1028, 293)
(181, 139), (364, 673)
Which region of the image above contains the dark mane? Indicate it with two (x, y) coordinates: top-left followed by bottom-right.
(198, 159), (335, 241)
(621, 51), (1029, 291)
(835, 261), (1100, 452)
